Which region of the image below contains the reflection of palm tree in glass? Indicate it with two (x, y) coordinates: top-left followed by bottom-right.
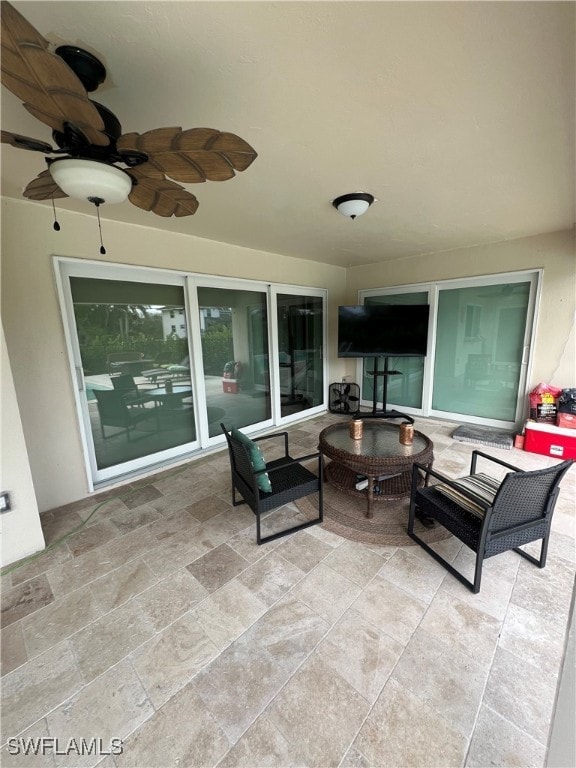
(73, 302), (187, 375)
(75, 303), (155, 343)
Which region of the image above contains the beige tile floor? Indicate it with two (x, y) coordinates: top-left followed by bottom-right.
(1, 414), (574, 768)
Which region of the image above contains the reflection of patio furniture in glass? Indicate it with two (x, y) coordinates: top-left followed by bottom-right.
(107, 352), (154, 376)
(148, 385), (193, 412)
(110, 373), (153, 404)
(93, 389), (159, 440)
(141, 356), (190, 384)
(253, 352), (315, 403)
(464, 354), (492, 388)
(489, 363), (519, 390)
(464, 355), (520, 391)
(280, 350), (315, 406)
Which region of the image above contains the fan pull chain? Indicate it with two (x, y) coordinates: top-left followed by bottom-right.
(91, 198), (107, 255)
(51, 196), (61, 231)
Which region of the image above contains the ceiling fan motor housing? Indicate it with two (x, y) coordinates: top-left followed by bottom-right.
(55, 46), (106, 93)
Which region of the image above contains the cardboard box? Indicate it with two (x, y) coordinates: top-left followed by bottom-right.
(524, 421), (576, 460)
(222, 379), (239, 394)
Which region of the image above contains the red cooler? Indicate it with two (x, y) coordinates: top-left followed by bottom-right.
(524, 421), (576, 460)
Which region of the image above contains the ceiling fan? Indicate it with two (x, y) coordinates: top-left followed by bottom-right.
(0, 0), (257, 220)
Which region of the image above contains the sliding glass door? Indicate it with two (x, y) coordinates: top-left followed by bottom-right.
(431, 280), (532, 422)
(362, 292), (429, 411)
(60, 264), (198, 484)
(58, 260), (326, 487)
(196, 284), (272, 438)
(359, 272), (538, 427)
(276, 293), (324, 419)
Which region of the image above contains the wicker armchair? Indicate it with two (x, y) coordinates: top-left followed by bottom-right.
(408, 450), (573, 593)
(221, 423), (323, 544)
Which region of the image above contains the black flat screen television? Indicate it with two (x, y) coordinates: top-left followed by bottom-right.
(338, 304), (430, 358)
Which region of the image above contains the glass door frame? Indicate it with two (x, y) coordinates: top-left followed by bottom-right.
(358, 269), (541, 429)
(55, 257), (200, 489)
(187, 274), (276, 449)
(56, 259), (328, 489)
(270, 285), (328, 426)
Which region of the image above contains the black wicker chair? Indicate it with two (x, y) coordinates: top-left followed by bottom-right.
(408, 450), (573, 593)
(221, 423), (323, 544)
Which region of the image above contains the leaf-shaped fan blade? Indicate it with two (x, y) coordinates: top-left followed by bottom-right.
(0, 0), (46, 47)
(117, 127), (257, 184)
(128, 168), (199, 217)
(1, 1), (108, 146)
(23, 169), (68, 200)
(1, 129), (53, 152)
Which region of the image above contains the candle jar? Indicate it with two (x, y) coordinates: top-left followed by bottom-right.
(349, 419), (363, 439)
(399, 422), (414, 445)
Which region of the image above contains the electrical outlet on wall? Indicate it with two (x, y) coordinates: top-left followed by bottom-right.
(0, 492), (12, 513)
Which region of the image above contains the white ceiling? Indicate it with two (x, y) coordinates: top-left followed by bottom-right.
(1, 1), (574, 268)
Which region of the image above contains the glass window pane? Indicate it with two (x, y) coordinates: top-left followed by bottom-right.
(197, 286), (271, 436)
(72, 278), (196, 471)
(432, 282), (530, 420)
(277, 294), (324, 418)
(362, 292), (428, 409)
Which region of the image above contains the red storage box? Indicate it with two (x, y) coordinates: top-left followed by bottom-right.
(222, 379), (239, 394)
(557, 413), (576, 430)
(524, 421), (576, 460)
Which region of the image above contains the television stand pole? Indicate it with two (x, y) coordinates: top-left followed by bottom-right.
(362, 356), (414, 423)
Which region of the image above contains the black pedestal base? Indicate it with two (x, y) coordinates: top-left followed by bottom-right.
(359, 409), (414, 424)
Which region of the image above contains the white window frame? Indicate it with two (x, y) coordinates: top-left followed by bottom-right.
(55, 257), (327, 489)
(358, 270), (541, 429)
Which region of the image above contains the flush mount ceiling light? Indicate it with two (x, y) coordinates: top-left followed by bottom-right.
(331, 192), (376, 220)
(49, 159), (132, 205)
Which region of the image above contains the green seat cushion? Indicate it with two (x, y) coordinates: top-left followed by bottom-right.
(231, 428), (272, 493)
(434, 473), (502, 519)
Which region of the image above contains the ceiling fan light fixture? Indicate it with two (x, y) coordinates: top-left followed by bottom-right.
(332, 192), (375, 219)
(49, 159), (132, 205)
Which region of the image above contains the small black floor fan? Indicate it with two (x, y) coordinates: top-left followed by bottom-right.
(329, 382), (360, 414)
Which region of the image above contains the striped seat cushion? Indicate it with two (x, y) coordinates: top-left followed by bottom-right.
(433, 473), (502, 518)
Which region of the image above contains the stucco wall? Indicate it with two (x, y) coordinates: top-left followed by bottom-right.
(1, 198), (348, 517)
(1, 195), (574, 532)
(346, 229), (575, 389)
(0, 324), (46, 566)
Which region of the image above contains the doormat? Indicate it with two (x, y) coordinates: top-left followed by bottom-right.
(295, 486), (450, 547)
(452, 425), (513, 450)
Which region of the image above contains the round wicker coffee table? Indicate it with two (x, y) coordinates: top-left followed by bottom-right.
(319, 421), (434, 518)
